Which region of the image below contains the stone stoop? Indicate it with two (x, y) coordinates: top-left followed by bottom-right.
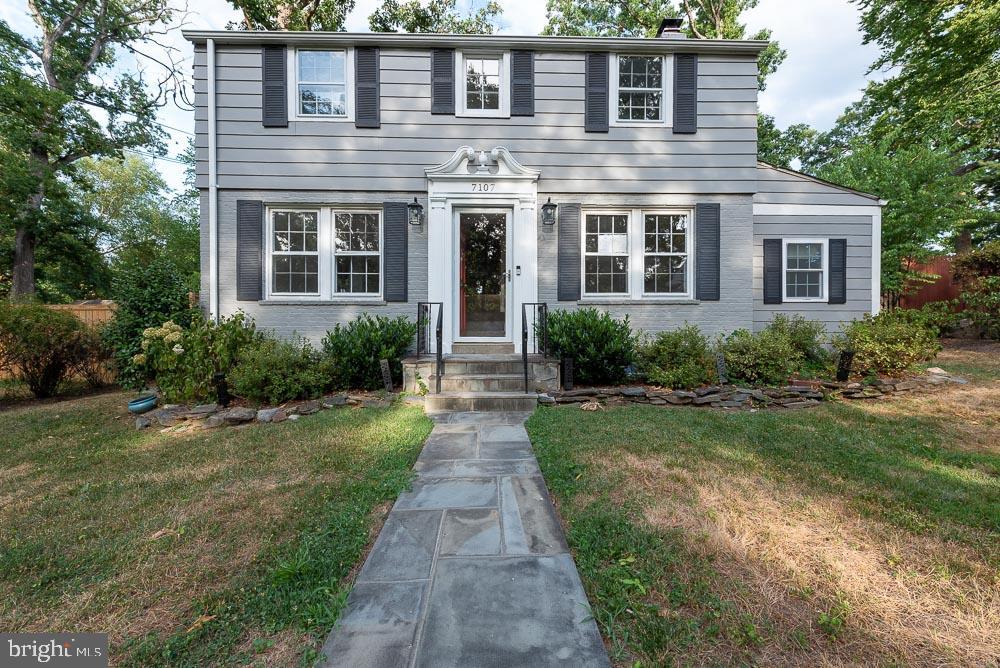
(403, 353), (560, 412)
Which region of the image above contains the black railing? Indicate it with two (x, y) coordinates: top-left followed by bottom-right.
(416, 302), (444, 393)
(521, 302), (549, 393)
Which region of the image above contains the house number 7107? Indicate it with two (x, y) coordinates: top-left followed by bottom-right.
(470, 183), (495, 192)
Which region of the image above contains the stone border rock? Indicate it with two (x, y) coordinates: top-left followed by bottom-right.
(537, 368), (968, 410)
(135, 393), (400, 431)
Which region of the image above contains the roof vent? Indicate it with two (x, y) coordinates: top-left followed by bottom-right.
(656, 17), (686, 39)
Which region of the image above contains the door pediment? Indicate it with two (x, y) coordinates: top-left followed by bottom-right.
(426, 146), (540, 182)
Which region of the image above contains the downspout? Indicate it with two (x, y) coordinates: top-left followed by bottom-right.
(207, 37), (219, 322)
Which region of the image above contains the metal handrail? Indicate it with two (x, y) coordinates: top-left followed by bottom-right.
(416, 302), (444, 393)
(521, 302), (548, 393)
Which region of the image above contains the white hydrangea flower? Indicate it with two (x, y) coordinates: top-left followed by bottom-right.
(172, 344), (184, 355)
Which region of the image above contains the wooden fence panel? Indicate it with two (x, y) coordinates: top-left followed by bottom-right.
(47, 301), (117, 327)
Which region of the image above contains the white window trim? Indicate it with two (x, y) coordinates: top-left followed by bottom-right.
(782, 238), (828, 303)
(640, 209), (694, 299)
(455, 50), (510, 118)
(580, 207), (694, 300)
(264, 206), (383, 302)
(581, 209), (632, 299)
(288, 47), (355, 122)
(610, 54), (673, 128)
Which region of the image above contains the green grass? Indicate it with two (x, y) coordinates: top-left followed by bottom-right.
(0, 392), (432, 666)
(527, 351), (1000, 665)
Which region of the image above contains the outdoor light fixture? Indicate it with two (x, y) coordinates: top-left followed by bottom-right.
(541, 197), (557, 225)
(407, 197), (424, 226)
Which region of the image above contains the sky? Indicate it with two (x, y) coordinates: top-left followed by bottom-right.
(1, 0), (885, 192)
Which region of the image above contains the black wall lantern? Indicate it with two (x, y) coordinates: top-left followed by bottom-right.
(407, 197), (424, 226)
(541, 197), (557, 226)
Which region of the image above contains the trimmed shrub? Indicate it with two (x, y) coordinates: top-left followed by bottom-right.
(103, 258), (193, 390)
(139, 313), (257, 403)
(321, 314), (417, 390)
(834, 312), (940, 376)
(639, 324), (714, 389)
(765, 314), (829, 365)
(546, 308), (637, 385)
(718, 328), (801, 386)
(0, 303), (89, 398)
(229, 336), (329, 405)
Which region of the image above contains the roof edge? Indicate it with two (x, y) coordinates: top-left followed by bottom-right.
(182, 30), (769, 54)
(758, 161), (886, 204)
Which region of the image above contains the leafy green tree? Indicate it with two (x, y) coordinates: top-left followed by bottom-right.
(543, 0), (785, 91)
(757, 114), (815, 168)
(816, 135), (979, 298)
(369, 0), (503, 34)
(0, 0), (180, 299)
(226, 0), (354, 31)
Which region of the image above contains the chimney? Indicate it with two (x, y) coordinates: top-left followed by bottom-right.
(656, 17), (686, 39)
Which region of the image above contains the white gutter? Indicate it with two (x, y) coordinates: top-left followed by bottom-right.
(207, 37), (219, 323)
(872, 201), (886, 315)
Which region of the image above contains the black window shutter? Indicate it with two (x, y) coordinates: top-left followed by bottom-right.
(584, 53), (609, 133)
(511, 50), (534, 116)
(431, 49), (455, 115)
(262, 46), (288, 128)
(237, 200), (264, 301)
(383, 202), (408, 302)
(763, 238), (783, 304)
(557, 203), (582, 301)
(355, 47), (380, 128)
(673, 53), (697, 134)
(695, 203), (720, 301)
(828, 238), (847, 304)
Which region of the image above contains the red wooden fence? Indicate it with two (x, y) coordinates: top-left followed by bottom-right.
(899, 257), (961, 309)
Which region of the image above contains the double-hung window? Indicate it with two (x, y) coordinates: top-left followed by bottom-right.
(295, 50), (348, 118)
(584, 213), (630, 295)
(457, 51), (509, 117)
(613, 55), (666, 123)
(582, 209), (693, 299)
(643, 213), (690, 295)
(783, 239), (826, 301)
(267, 207), (382, 300)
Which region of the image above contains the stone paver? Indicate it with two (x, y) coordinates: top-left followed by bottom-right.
(320, 411), (609, 668)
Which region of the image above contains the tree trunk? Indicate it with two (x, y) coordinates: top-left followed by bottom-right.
(12, 226), (37, 299)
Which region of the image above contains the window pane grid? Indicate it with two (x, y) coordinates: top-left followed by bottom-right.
(272, 211), (319, 295)
(334, 212), (380, 295)
(297, 50), (347, 117)
(785, 242), (824, 299)
(643, 214), (688, 294)
(465, 56), (501, 111)
(584, 214), (629, 294)
(617, 56), (662, 121)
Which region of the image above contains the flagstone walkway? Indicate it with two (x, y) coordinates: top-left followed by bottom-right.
(320, 411), (610, 667)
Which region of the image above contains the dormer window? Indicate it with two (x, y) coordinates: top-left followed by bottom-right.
(457, 51), (510, 117)
(610, 54), (671, 126)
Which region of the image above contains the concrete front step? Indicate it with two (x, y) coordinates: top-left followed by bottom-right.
(425, 391), (538, 412)
(433, 373), (527, 393)
(451, 342), (515, 354)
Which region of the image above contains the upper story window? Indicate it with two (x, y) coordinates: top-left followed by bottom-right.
(582, 208), (693, 300)
(783, 240), (826, 301)
(457, 51), (509, 117)
(296, 50), (347, 117)
(611, 55), (670, 126)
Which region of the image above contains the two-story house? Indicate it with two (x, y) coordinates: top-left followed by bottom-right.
(185, 20), (882, 405)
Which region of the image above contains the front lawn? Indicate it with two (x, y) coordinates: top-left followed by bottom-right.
(0, 392), (432, 666)
(527, 340), (1000, 666)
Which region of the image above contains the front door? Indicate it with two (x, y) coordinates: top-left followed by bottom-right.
(457, 210), (511, 340)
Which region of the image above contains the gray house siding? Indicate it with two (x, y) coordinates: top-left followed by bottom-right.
(192, 46), (759, 195)
(213, 190), (428, 341)
(752, 163), (880, 334)
(539, 194), (754, 338)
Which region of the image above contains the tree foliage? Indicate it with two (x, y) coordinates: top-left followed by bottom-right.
(0, 0), (183, 298)
(757, 114), (815, 169)
(369, 0), (503, 34)
(226, 0), (354, 31)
